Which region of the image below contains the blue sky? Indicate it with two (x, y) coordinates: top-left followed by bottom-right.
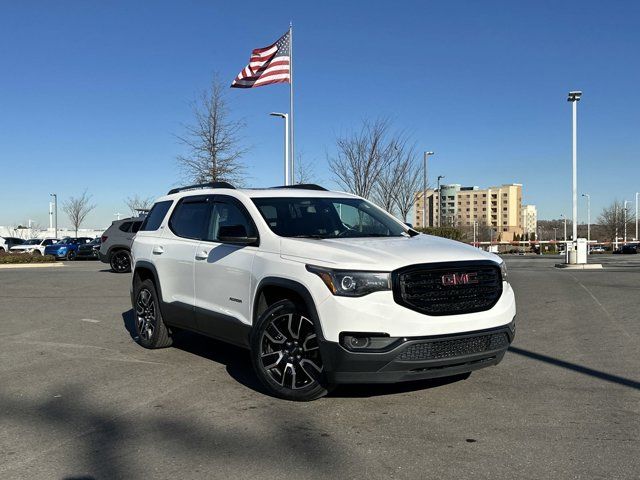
(0, 0), (638, 228)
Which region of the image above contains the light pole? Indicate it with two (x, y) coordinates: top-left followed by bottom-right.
(567, 91), (582, 262)
(436, 175), (445, 227)
(553, 227), (558, 242)
(422, 151), (434, 228)
(270, 112), (290, 185)
(49, 193), (57, 238)
(582, 193), (591, 244)
(560, 214), (567, 241)
(636, 192), (640, 242)
(624, 200), (630, 244)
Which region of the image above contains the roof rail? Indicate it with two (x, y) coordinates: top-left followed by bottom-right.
(270, 184), (328, 191)
(167, 181), (235, 195)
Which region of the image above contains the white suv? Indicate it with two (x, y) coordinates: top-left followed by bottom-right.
(131, 182), (516, 401)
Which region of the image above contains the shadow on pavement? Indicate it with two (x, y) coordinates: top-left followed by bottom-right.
(123, 309), (472, 399)
(509, 346), (640, 390)
(0, 383), (346, 479)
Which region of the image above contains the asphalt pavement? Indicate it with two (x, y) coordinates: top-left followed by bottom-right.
(0, 256), (638, 479)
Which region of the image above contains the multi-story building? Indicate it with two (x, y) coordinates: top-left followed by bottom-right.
(521, 204), (537, 237)
(414, 183), (524, 241)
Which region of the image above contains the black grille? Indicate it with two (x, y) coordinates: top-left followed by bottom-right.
(397, 332), (509, 361)
(393, 261), (502, 316)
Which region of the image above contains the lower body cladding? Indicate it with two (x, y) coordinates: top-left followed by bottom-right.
(318, 321), (515, 384)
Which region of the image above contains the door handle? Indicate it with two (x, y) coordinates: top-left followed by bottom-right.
(152, 245), (164, 255)
(195, 250), (209, 260)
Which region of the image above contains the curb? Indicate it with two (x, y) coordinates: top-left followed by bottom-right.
(0, 263), (64, 270)
(554, 263), (603, 270)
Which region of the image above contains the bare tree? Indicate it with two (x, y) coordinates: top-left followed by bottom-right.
(125, 195), (154, 215)
(598, 200), (634, 242)
(392, 147), (423, 222)
(63, 190), (96, 237)
(294, 151), (317, 184)
(176, 76), (248, 185)
(372, 157), (400, 215)
(328, 118), (397, 199)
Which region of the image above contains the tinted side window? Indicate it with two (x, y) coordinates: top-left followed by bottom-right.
(206, 200), (257, 242)
(169, 198), (210, 240)
(119, 222), (133, 232)
(131, 221), (142, 233)
(140, 201), (173, 231)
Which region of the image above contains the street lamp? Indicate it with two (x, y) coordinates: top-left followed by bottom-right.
(49, 193), (57, 238)
(582, 193), (591, 244)
(436, 175), (445, 227)
(567, 90), (582, 262)
(636, 192), (639, 241)
(553, 227), (558, 242)
(270, 112), (290, 185)
(624, 200), (631, 244)
(560, 213), (567, 241)
(422, 151), (434, 228)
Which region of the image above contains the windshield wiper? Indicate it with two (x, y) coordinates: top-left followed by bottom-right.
(290, 234), (326, 239)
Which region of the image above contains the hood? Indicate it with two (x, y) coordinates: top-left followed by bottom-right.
(280, 234), (500, 271)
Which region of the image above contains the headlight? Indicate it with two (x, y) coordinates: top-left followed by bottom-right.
(500, 261), (508, 283)
(306, 265), (391, 297)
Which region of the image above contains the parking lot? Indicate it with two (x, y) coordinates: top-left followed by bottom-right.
(0, 256), (638, 479)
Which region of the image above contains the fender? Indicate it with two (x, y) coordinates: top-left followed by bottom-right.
(253, 277), (325, 339)
(132, 260), (164, 303)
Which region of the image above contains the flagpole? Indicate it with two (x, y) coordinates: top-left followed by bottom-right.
(289, 22), (295, 185)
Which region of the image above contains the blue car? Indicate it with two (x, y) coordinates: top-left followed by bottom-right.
(44, 237), (92, 260)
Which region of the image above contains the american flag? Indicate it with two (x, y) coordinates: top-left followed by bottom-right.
(231, 31), (290, 88)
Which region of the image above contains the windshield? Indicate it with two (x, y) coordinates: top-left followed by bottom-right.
(57, 238), (73, 245)
(252, 197), (407, 239)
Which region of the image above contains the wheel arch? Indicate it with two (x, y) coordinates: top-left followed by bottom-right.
(133, 261), (163, 303)
(253, 277), (324, 339)
(107, 245), (130, 261)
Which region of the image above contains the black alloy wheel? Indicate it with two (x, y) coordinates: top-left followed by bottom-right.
(133, 278), (172, 349)
(251, 300), (329, 401)
(66, 250), (77, 261)
(110, 250), (131, 273)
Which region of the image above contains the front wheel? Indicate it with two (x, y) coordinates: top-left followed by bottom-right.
(66, 250), (77, 261)
(250, 300), (329, 401)
(133, 278), (172, 348)
(110, 250), (131, 273)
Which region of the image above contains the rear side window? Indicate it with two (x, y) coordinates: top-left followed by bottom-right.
(119, 222), (133, 232)
(169, 197), (210, 240)
(140, 201), (173, 231)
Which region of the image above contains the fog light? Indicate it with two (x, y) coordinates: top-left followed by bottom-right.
(341, 334), (401, 351)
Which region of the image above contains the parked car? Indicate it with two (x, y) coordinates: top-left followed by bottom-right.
(130, 182), (516, 401)
(10, 238), (59, 255)
(590, 246), (606, 254)
(0, 236), (25, 253)
(76, 237), (101, 260)
(616, 244), (639, 254)
(43, 237), (92, 260)
(99, 217), (144, 273)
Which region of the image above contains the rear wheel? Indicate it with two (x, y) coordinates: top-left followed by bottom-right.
(110, 250), (131, 273)
(133, 278), (172, 348)
(66, 250), (77, 261)
(251, 299), (328, 401)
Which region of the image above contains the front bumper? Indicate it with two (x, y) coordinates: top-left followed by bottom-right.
(319, 321), (515, 384)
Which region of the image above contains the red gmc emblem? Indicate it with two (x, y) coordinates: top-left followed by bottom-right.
(441, 272), (479, 286)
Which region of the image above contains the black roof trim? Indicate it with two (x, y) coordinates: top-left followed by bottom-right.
(167, 182), (235, 195)
(270, 184), (328, 191)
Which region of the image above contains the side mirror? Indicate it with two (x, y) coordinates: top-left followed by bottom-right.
(217, 224), (258, 245)
(404, 222), (413, 228)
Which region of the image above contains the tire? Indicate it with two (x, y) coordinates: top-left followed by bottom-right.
(0, 248), (5, 253)
(110, 250), (131, 273)
(66, 250), (77, 261)
(133, 278), (172, 349)
(250, 299), (328, 401)
(32, 250), (42, 256)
